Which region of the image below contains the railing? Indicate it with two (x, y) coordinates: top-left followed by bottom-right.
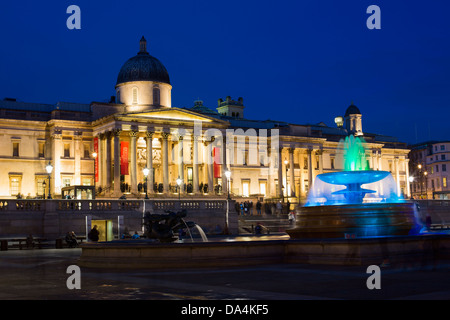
(0, 199), (229, 214)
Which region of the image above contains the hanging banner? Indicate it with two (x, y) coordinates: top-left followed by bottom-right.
(213, 147), (221, 178)
(94, 137), (99, 182)
(121, 141), (129, 175)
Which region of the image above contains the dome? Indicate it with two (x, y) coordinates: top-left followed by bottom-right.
(344, 103), (361, 117)
(189, 100), (220, 116)
(116, 37), (170, 86)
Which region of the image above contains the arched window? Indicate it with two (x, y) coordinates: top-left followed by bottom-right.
(153, 86), (160, 105)
(132, 87), (138, 105)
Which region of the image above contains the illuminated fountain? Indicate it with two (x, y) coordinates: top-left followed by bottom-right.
(286, 135), (418, 239)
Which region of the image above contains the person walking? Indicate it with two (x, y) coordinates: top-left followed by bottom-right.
(88, 225), (100, 242)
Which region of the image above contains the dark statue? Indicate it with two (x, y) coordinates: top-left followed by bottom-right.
(143, 209), (195, 242)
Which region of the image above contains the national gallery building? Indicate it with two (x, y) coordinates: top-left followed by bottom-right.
(0, 37), (411, 201)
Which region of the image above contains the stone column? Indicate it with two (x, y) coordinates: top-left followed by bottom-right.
(298, 150), (304, 199)
(207, 140), (214, 194)
(395, 157), (401, 197)
(307, 148), (313, 192)
(378, 151), (383, 170)
(405, 159), (411, 198)
(146, 131), (154, 194)
(129, 130), (138, 194)
(193, 135), (200, 193)
(277, 148), (283, 198)
(99, 133), (105, 188)
(162, 131), (170, 193)
(51, 130), (62, 195)
(317, 149), (323, 174)
(105, 131), (112, 190)
(74, 132), (82, 186)
(178, 136), (184, 193)
(289, 148), (295, 197)
(113, 129), (121, 196)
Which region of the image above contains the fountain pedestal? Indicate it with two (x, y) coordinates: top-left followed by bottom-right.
(286, 202), (417, 239)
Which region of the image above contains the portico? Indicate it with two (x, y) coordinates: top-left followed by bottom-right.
(92, 108), (229, 197)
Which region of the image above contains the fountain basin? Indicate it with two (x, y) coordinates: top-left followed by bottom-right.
(77, 235), (450, 268)
(286, 202), (417, 239)
(318, 170), (390, 186)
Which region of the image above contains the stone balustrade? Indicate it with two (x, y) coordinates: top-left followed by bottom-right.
(0, 198), (238, 239)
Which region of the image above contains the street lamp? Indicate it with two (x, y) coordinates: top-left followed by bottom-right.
(42, 181), (46, 199)
(224, 169), (232, 235)
(225, 169), (231, 200)
(176, 176), (182, 200)
(408, 176), (414, 199)
(424, 171), (428, 199)
(92, 152), (98, 194)
(45, 161), (53, 199)
(143, 167), (149, 199)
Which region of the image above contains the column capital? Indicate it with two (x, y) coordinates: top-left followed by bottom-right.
(129, 130), (139, 138)
(161, 132), (171, 140)
(146, 131), (154, 139)
(113, 128), (122, 137)
(51, 129), (62, 140)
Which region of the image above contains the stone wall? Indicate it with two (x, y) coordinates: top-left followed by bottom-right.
(0, 199), (238, 239)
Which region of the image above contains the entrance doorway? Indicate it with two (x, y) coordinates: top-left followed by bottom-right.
(91, 220), (114, 241)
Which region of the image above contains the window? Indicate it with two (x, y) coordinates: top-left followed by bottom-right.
(64, 143), (70, 158)
(62, 178), (71, 187)
(12, 142), (19, 157)
(259, 181), (266, 196)
(436, 165), (439, 173)
(132, 87), (138, 104)
(9, 175), (22, 196)
(442, 154), (446, 161)
(443, 177), (448, 188)
(83, 143), (90, 158)
(38, 143), (45, 158)
(443, 164), (447, 172)
(441, 145), (445, 151)
(242, 181), (250, 197)
(331, 158), (335, 169)
(153, 87), (160, 105)
(36, 177), (46, 197)
(116, 90), (121, 104)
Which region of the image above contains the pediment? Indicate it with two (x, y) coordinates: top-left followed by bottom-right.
(122, 107), (226, 124)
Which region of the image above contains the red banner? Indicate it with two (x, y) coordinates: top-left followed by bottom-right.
(213, 147), (221, 178)
(121, 141), (129, 175)
(94, 137), (99, 182)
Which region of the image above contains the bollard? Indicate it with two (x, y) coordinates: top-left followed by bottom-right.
(55, 238), (63, 249)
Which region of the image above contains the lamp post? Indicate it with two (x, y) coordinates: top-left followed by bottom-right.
(224, 169), (232, 235)
(408, 176), (414, 199)
(42, 181), (46, 199)
(424, 171), (428, 199)
(176, 176), (182, 201)
(45, 161), (53, 199)
(92, 152), (98, 196)
(143, 167), (149, 199)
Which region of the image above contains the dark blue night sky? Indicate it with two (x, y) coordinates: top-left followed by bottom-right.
(1, 0), (449, 144)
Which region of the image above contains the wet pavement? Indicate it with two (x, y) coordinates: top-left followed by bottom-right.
(1, 248), (450, 300)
